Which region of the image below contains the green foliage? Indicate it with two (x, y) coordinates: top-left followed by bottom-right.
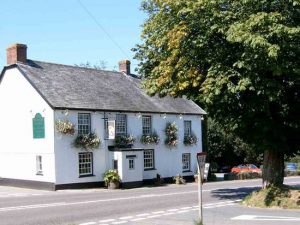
(103, 170), (120, 185)
(140, 132), (160, 144)
(134, 0), (300, 157)
(165, 122), (178, 147)
(183, 133), (198, 146)
(115, 135), (136, 147)
(73, 133), (101, 150)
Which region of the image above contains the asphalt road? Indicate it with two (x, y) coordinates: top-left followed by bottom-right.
(0, 177), (299, 225)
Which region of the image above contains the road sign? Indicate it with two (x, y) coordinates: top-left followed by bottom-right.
(196, 152), (206, 225)
(197, 152), (207, 180)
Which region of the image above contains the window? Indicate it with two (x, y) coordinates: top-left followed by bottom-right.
(36, 155), (43, 175)
(182, 153), (191, 171)
(142, 116), (152, 135)
(129, 158), (135, 170)
(78, 113), (91, 135)
(78, 152), (93, 176)
(116, 114), (127, 136)
(113, 160), (118, 170)
(33, 113), (45, 139)
(144, 149), (154, 170)
(184, 121), (192, 136)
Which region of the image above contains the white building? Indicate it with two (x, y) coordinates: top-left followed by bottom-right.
(0, 44), (206, 190)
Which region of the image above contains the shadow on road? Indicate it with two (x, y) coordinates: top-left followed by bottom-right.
(211, 187), (259, 200)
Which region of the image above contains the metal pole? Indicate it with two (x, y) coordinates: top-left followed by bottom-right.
(197, 163), (203, 224)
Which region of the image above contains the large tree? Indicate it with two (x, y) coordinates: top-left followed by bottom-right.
(134, 0), (300, 188)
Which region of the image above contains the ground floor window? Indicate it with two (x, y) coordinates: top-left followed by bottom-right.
(79, 152), (93, 176)
(144, 149), (154, 170)
(182, 153), (191, 171)
(129, 158), (135, 170)
(36, 155), (43, 175)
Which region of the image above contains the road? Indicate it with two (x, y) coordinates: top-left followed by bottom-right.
(0, 177), (299, 225)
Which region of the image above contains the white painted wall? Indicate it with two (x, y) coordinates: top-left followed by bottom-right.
(54, 111), (202, 184)
(0, 68), (55, 182)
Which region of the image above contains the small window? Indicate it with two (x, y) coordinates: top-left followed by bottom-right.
(144, 149), (154, 170)
(79, 152), (93, 176)
(36, 155), (43, 175)
(142, 116), (152, 135)
(182, 153), (191, 171)
(129, 158), (135, 170)
(116, 114), (127, 136)
(184, 121), (192, 136)
(33, 113), (45, 139)
(78, 113), (91, 135)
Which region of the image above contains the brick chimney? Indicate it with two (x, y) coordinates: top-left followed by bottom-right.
(118, 60), (131, 74)
(6, 43), (27, 65)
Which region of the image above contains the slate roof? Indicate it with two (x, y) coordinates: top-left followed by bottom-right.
(14, 60), (206, 115)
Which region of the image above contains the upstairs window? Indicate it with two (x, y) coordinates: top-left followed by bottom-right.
(33, 113), (45, 139)
(142, 116), (152, 135)
(78, 113), (91, 135)
(184, 120), (192, 136)
(116, 114), (127, 136)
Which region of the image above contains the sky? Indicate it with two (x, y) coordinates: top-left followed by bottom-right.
(0, 0), (146, 71)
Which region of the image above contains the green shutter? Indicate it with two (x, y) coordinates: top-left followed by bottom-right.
(33, 113), (45, 139)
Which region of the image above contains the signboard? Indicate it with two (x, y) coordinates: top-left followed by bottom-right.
(105, 120), (115, 139)
(203, 163), (210, 180)
(32, 113), (45, 139)
(197, 152), (207, 180)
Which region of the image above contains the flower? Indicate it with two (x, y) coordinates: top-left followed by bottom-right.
(140, 132), (160, 145)
(73, 133), (101, 149)
(184, 134), (198, 146)
(55, 120), (75, 135)
(165, 122), (178, 147)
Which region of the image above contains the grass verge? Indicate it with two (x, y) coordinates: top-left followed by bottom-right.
(242, 185), (300, 209)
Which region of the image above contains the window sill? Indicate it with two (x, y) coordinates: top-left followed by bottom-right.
(36, 172), (43, 176)
(144, 168), (156, 171)
(182, 170), (192, 173)
(79, 174), (95, 178)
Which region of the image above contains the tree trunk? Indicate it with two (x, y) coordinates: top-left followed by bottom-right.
(262, 149), (284, 189)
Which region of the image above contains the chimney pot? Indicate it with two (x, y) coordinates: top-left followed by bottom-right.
(118, 60), (131, 75)
(6, 43), (27, 65)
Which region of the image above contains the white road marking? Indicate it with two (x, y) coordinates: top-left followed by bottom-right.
(130, 217), (147, 222)
(167, 208), (179, 212)
(231, 215), (300, 221)
(79, 222), (96, 225)
(111, 221), (128, 224)
(136, 213), (150, 217)
(177, 210), (190, 214)
(180, 206), (193, 210)
(163, 212), (175, 216)
(152, 210), (165, 214)
(147, 214), (162, 219)
(119, 216), (133, 220)
(98, 219), (116, 223)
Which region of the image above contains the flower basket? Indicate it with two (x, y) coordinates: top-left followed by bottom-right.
(103, 170), (121, 189)
(115, 134), (135, 148)
(73, 133), (101, 150)
(184, 134), (198, 146)
(165, 122), (178, 147)
(55, 120), (75, 135)
(140, 132), (160, 145)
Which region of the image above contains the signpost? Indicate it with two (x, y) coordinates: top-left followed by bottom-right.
(197, 152), (207, 225)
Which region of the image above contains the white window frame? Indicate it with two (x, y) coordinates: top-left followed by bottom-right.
(184, 120), (192, 136)
(129, 158), (135, 170)
(36, 155), (43, 175)
(78, 113), (91, 135)
(116, 114), (127, 136)
(142, 115), (152, 135)
(78, 152), (93, 176)
(144, 149), (154, 170)
(182, 153), (191, 171)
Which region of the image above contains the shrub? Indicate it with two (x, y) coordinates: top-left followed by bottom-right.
(55, 120), (75, 135)
(165, 122), (178, 147)
(73, 133), (101, 149)
(103, 170), (120, 185)
(224, 172), (262, 180)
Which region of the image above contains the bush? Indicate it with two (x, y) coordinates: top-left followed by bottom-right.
(103, 170), (120, 185)
(285, 170), (300, 177)
(140, 132), (160, 145)
(115, 134), (135, 147)
(165, 122), (178, 147)
(183, 134), (198, 146)
(208, 173), (217, 181)
(224, 172), (262, 180)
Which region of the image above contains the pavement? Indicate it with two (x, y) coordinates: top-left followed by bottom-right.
(0, 176), (299, 225)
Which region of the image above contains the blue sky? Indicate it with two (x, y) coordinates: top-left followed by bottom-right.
(0, 0), (146, 71)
